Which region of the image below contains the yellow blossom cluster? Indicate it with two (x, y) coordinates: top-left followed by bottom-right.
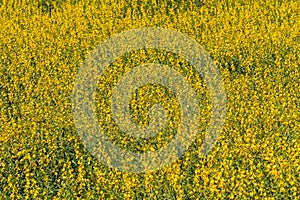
(0, 0), (299, 199)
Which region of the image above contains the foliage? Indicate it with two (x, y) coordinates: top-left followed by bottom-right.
(0, 0), (299, 199)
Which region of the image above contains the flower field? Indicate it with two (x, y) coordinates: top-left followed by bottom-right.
(0, 0), (299, 199)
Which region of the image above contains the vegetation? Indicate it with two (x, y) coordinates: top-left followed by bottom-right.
(0, 0), (299, 199)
